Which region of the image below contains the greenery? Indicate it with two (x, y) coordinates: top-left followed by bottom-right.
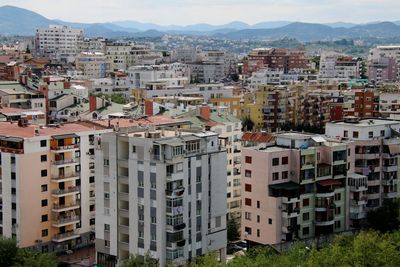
(0, 238), (57, 267)
(227, 217), (240, 242)
(93, 93), (128, 105)
(241, 117), (254, 131)
(122, 253), (158, 267)
(367, 199), (400, 233)
(189, 231), (400, 267)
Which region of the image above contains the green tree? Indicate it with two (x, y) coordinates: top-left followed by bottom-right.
(367, 199), (400, 232)
(0, 238), (18, 267)
(227, 217), (240, 242)
(241, 117), (254, 132)
(122, 253), (158, 267)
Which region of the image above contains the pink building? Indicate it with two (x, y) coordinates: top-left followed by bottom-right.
(368, 57), (398, 84)
(241, 132), (359, 246)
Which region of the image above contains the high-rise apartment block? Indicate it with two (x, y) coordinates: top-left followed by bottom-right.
(35, 25), (84, 63)
(95, 128), (227, 266)
(0, 121), (110, 253)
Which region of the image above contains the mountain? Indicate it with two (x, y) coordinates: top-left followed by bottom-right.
(217, 22), (400, 41)
(0, 5), (53, 35)
(324, 22), (357, 28)
(252, 21), (293, 29)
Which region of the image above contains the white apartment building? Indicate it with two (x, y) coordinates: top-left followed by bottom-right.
(35, 25), (84, 63)
(0, 121), (110, 253)
(95, 128), (227, 266)
(91, 76), (130, 97)
(78, 37), (107, 54)
(319, 52), (360, 83)
(127, 63), (190, 89)
(248, 69), (284, 89)
(326, 119), (400, 213)
(75, 52), (109, 79)
(105, 42), (162, 71)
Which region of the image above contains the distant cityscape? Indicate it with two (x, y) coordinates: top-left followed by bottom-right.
(1, 3), (400, 267)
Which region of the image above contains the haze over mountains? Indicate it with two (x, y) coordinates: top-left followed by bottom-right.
(1, 5), (400, 41)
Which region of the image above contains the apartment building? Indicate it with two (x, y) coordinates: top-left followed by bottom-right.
(75, 52), (109, 79)
(326, 119), (400, 212)
(241, 132), (353, 245)
(319, 52), (361, 84)
(127, 63), (190, 89)
(171, 105), (242, 219)
(0, 81), (46, 111)
(368, 57), (398, 84)
(0, 121), (110, 253)
(379, 93), (400, 118)
(369, 45), (400, 80)
(243, 48), (309, 76)
(95, 128), (227, 266)
(78, 37), (107, 54)
(35, 25), (84, 63)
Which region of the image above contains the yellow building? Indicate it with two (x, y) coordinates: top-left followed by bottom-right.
(209, 96), (243, 118)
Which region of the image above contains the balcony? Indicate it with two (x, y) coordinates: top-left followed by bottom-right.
(166, 172), (184, 182)
(282, 208), (300, 218)
(51, 144), (79, 152)
(383, 192), (398, 199)
(167, 223), (186, 232)
(316, 191), (335, 198)
(282, 224), (300, 233)
(52, 201), (80, 212)
(52, 215), (80, 227)
(52, 186), (80, 197)
(350, 198), (367, 206)
(52, 231), (80, 242)
(166, 187), (185, 198)
(301, 162), (315, 170)
(281, 196), (300, 204)
(166, 205), (184, 216)
(315, 217), (335, 226)
(52, 158), (79, 167)
(51, 173), (80, 183)
(350, 212), (367, 220)
(382, 165), (398, 173)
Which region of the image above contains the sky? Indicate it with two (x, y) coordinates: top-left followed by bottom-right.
(1, 0), (400, 25)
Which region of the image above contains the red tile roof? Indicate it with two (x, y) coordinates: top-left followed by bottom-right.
(241, 132), (274, 143)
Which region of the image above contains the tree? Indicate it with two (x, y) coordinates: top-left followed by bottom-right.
(122, 253), (158, 267)
(227, 217), (240, 242)
(0, 238), (18, 267)
(241, 117), (254, 132)
(367, 198), (400, 232)
(0, 238), (56, 267)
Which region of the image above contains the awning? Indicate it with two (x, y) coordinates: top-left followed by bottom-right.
(269, 181), (301, 191)
(318, 179), (341, 187)
(52, 134), (78, 140)
(311, 136), (326, 143)
(0, 136), (24, 142)
(388, 144), (400, 155)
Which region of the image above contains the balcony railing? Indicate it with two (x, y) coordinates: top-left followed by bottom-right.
(51, 144), (79, 151)
(53, 201), (80, 211)
(51, 172), (79, 181)
(52, 158), (79, 166)
(52, 215), (80, 226)
(52, 186), (80, 196)
(52, 231), (79, 242)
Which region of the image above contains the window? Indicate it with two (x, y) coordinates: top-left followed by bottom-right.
(381, 130), (385, 137)
(245, 184), (252, 192)
(368, 131), (373, 138)
(303, 227), (309, 235)
(303, 198), (309, 207)
(11, 172), (16, 180)
(41, 214), (48, 222)
(335, 220), (341, 229)
(41, 170), (47, 177)
(104, 224), (110, 231)
(132, 146), (136, 153)
(257, 215), (260, 223)
(268, 218), (272, 224)
(103, 159), (109, 166)
(353, 131), (359, 138)
(272, 158), (279, 166)
(343, 130), (348, 138)
(245, 170), (252, 178)
(282, 157), (288, 165)
(282, 171), (288, 179)
(89, 176), (95, 183)
(257, 229), (260, 237)
(245, 212), (251, 220)
(41, 199), (48, 207)
(41, 229), (48, 237)
(257, 201), (260, 209)
(245, 198), (252, 206)
(244, 227), (252, 235)
(335, 193), (341, 201)
(335, 206), (341, 215)
(303, 212), (310, 221)
(104, 192), (110, 199)
(272, 172), (279, 181)
(151, 216), (157, 224)
(40, 140), (47, 147)
(41, 155), (47, 162)
(245, 156), (252, 164)
(105, 240), (110, 247)
(41, 184), (47, 192)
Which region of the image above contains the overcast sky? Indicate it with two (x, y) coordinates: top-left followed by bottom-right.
(1, 0), (400, 25)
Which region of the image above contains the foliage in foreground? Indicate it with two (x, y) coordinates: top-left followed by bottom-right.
(189, 231), (400, 267)
(0, 238), (57, 267)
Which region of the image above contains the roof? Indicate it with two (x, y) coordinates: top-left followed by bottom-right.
(0, 121), (105, 139)
(242, 132), (274, 143)
(90, 115), (186, 129)
(311, 136), (326, 143)
(317, 179), (342, 187)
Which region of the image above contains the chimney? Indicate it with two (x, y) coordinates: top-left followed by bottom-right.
(199, 104), (210, 120)
(144, 100), (154, 116)
(89, 95), (97, 113)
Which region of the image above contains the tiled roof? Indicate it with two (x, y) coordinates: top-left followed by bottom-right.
(241, 132), (274, 143)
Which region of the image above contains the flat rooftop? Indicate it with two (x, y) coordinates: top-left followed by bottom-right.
(329, 119), (400, 127)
